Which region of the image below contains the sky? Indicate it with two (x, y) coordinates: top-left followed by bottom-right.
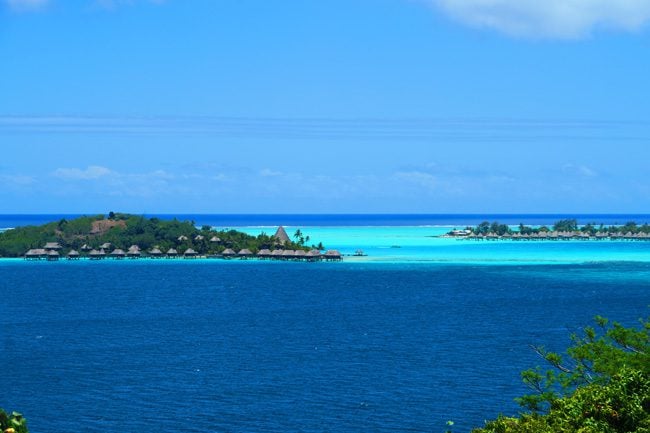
(1, 0), (650, 214)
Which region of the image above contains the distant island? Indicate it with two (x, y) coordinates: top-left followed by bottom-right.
(446, 218), (650, 240)
(0, 212), (342, 261)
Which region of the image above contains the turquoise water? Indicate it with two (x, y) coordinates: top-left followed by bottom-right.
(233, 225), (650, 264)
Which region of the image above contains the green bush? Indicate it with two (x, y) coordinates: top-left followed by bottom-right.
(0, 409), (28, 433)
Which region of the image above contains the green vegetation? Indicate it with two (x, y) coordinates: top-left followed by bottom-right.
(473, 314), (649, 433)
(455, 219), (650, 237)
(0, 409), (28, 433)
(0, 212), (319, 257)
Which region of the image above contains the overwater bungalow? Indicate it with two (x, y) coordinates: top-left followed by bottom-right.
(271, 249), (283, 258)
(149, 247), (163, 258)
(88, 249), (103, 260)
(67, 250), (80, 260)
(221, 248), (236, 258)
(257, 248), (271, 259)
(324, 250), (342, 261)
(306, 249), (322, 261)
(183, 248), (198, 258)
(47, 250), (60, 261)
(166, 248), (178, 258)
(282, 249), (295, 260)
(210, 236), (221, 243)
(24, 248), (46, 260)
(238, 248), (253, 259)
(127, 247), (141, 258)
(294, 249), (307, 260)
(111, 249), (126, 259)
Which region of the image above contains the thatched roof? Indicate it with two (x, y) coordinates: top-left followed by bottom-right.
(274, 226), (291, 244)
(111, 249), (126, 256)
(210, 236), (221, 242)
(166, 248), (178, 255)
(184, 248), (197, 255)
(100, 243), (112, 249)
(44, 242), (62, 250)
(324, 249), (341, 257)
(307, 249), (321, 257)
(238, 248), (253, 256)
(67, 250), (80, 257)
(25, 248), (46, 257)
(89, 249), (103, 256)
(128, 245), (140, 251)
(47, 250), (60, 258)
(127, 249), (141, 256)
(177, 235), (188, 242)
(282, 250), (295, 257)
(222, 248), (236, 256)
(271, 249), (283, 256)
(294, 249), (306, 257)
(257, 249), (272, 256)
(150, 248), (163, 255)
(81, 244), (92, 250)
(195, 235), (204, 241)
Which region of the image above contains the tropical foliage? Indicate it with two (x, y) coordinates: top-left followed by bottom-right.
(458, 219), (650, 236)
(473, 314), (650, 433)
(0, 213), (318, 257)
(0, 409), (28, 433)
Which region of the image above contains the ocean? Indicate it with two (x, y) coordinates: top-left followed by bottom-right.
(1, 214), (649, 432)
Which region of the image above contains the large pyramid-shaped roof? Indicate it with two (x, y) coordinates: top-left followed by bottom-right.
(274, 226), (291, 244)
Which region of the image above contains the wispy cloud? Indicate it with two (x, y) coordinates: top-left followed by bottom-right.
(428, 0), (650, 39)
(53, 165), (113, 180)
(4, 0), (49, 12)
(562, 163), (598, 177)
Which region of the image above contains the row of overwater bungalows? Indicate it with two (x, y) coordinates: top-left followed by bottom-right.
(458, 231), (650, 240)
(24, 242), (342, 261)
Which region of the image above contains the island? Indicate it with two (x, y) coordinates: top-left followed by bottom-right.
(0, 213), (342, 261)
(445, 218), (650, 240)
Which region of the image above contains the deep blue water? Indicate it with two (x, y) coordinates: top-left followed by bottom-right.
(2, 213), (650, 229)
(1, 260), (648, 433)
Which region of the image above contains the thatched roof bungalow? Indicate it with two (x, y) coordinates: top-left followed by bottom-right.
(324, 250), (342, 261)
(127, 247), (141, 258)
(282, 250), (295, 259)
(195, 235), (205, 241)
(47, 250), (60, 261)
(166, 248), (178, 257)
(67, 250), (80, 260)
(221, 248), (236, 258)
(177, 235), (188, 242)
(294, 249), (306, 259)
(100, 242), (112, 250)
(149, 247), (163, 257)
(210, 236), (221, 243)
(306, 249), (322, 261)
(271, 249), (283, 258)
(183, 248), (198, 258)
(111, 249), (126, 259)
(257, 248), (271, 258)
(44, 242), (62, 250)
(25, 248), (46, 260)
(238, 248), (253, 258)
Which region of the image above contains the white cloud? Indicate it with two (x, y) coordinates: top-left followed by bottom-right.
(5, 0), (49, 12)
(53, 165), (113, 180)
(429, 0), (650, 38)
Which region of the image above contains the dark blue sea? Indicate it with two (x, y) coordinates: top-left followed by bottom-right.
(1, 259), (648, 433)
(2, 213), (650, 230)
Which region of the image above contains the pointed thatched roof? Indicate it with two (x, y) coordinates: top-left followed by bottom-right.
(25, 248), (46, 257)
(294, 249), (306, 257)
(100, 242), (112, 249)
(184, 248), (198, 256)
(81, 244), (92, 251)
(210, 236), (221, 242)
(238, 248), (252, 256)
(150, 248), (163, 255)
(128, 245), (140, 251)
(177, 235), (188, 242)
(306, 249), (321, 258)
(67, 250), (80, 257)
(222, 248), (236, 256)
(166, 248), (178, 255)
(324, 250), (342, 260)
(111, 249), (126, 257)
(195, 235), (204, 241)
(282, 249), (295, 257)
(271, 249), (283, 257)
(257, 249), (272, 257)
(274, 226), (290, 244)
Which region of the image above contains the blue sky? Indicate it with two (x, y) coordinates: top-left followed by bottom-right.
(1, 0), (650, 213)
